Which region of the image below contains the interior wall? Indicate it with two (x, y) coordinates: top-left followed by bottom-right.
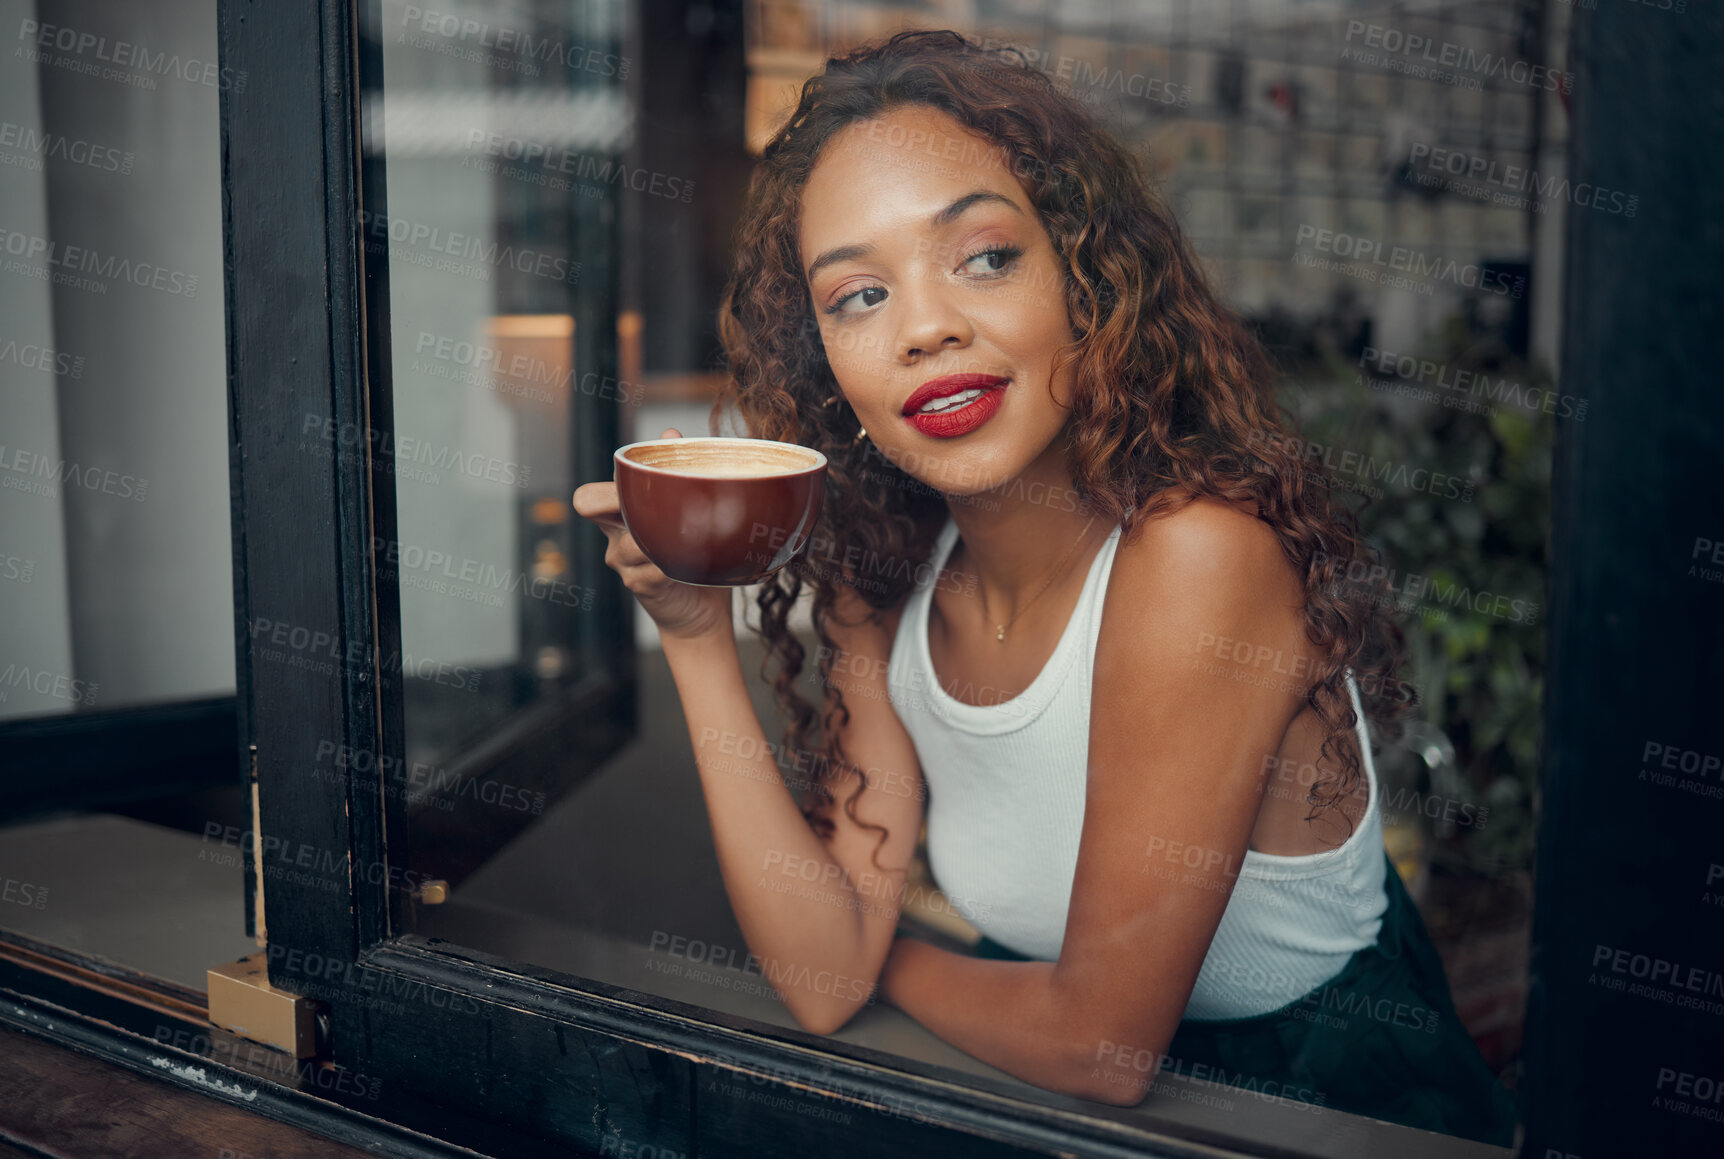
(32, 0), (235, 710)
(0, 0), (76, 719)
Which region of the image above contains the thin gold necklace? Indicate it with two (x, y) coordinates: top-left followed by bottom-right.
(974, 514), (1099, 643)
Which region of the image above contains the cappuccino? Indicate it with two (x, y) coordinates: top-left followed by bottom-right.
(623, 441), (820, 478)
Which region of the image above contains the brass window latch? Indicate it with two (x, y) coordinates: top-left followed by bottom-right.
(206, 954), (319, 1059)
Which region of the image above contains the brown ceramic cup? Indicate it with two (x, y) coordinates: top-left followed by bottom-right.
(613, 436), (827, 587)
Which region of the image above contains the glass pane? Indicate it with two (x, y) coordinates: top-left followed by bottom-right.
(0, 0), (253, 991)
(363, 0), (627, 771)
(0, 0), (234, 721)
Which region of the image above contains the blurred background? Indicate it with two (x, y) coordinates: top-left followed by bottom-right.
(1, 0), (1569, 1137)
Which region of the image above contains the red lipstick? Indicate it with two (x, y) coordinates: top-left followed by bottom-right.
(902, 374), (1009, 439)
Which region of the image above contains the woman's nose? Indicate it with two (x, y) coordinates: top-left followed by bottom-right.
(893, 272), (974, 362)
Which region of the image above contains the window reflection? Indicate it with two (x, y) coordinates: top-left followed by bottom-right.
(0, 0), (251, 992)
(0, 0), (233, 721)
(366, 0), (627, 769)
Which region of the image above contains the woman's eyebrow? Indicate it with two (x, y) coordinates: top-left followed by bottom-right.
(805, 190), (1024, 281)
(931, 190), (1021, 227)
(806, 243), (874, 282)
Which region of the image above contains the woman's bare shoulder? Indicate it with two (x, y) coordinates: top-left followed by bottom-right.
(1114, 494), (1298, 600)
(1099, 495), (1308, 693)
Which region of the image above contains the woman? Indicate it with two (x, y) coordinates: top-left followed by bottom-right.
(575, 29), (1515, 1145)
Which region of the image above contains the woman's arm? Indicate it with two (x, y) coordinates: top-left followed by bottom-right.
(660, 584), (926, 1034)
(879, 498), (1312, 1104)
(577, 460), (925, 1035)
(579, 444), (930, 1034)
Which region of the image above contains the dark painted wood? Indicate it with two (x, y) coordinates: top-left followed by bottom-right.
(353, 0), (407, 960)
(0, 998), (491, 1159)
(0, 1025), (387, 1159)
(627, 0), (751, 379)
(0, 697), (238, 821)
(345, 937), (1280, 1159)
(221, 0), (260, 943)
(219, 0), (374, 976)
(1522, 5), (1724, 1158)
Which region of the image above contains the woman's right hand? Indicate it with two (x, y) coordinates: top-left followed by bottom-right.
(573, 428), (736, 643)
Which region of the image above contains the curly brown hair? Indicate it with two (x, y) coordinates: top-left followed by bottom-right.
(713, 28), (1413, 862)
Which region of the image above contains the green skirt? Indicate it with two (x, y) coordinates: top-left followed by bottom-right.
(975, 851), (1517, 1146)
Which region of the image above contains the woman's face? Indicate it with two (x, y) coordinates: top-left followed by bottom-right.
(798, 105), (1077, 499)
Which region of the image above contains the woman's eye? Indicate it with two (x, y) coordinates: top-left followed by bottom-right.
(828, 285), (887, 315)
(959, 246), (1022, 277)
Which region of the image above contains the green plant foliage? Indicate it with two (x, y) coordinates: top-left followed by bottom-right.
(1279, 313), (1555, 875)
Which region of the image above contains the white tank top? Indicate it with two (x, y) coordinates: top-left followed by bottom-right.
(886, 515), (1389, 1020)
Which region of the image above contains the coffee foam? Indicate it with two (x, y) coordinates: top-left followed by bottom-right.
(625, 440), (818, 478)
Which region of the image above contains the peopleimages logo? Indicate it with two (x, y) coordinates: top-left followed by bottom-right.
(1342, 21), (1572, 94)
(1311, 550), (1539, 625)
(314, 740), (547, 815)
(1590, 943), (1724, 1016)
(356, 210), (580, 286)
(371, 535), (595, 611)
(0, 120), (134, 175)
(646, 930), (877, 1007)
(1246, 430), (1476, 503)
(301, 415), (533, 488)
(0, 228), (200, 298)
(17, 19), (248, 92)
(247, 615), (482, 693)
(397, 6), (628, 79)
(0, 664), (98, 707)
(1358, 348), (1588, 421)
(1407, 143), (1637, 218)
(1653, 1066), (1724, 1125)
(464, 132), (694, 203)
(1092, 1041), (1326, 1112)
(0, 336), (83, 379)
(1, 874), (48, 909)
(0, 443), (148, 502)
(1294, 225), (1525, 298)
(412, 331), (643, 406)
(1638, 741), (1724, 801)
(971, 38), (1191, 109)
(264, 942), (484, 1014)
(153, 1025), (383, 1101)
